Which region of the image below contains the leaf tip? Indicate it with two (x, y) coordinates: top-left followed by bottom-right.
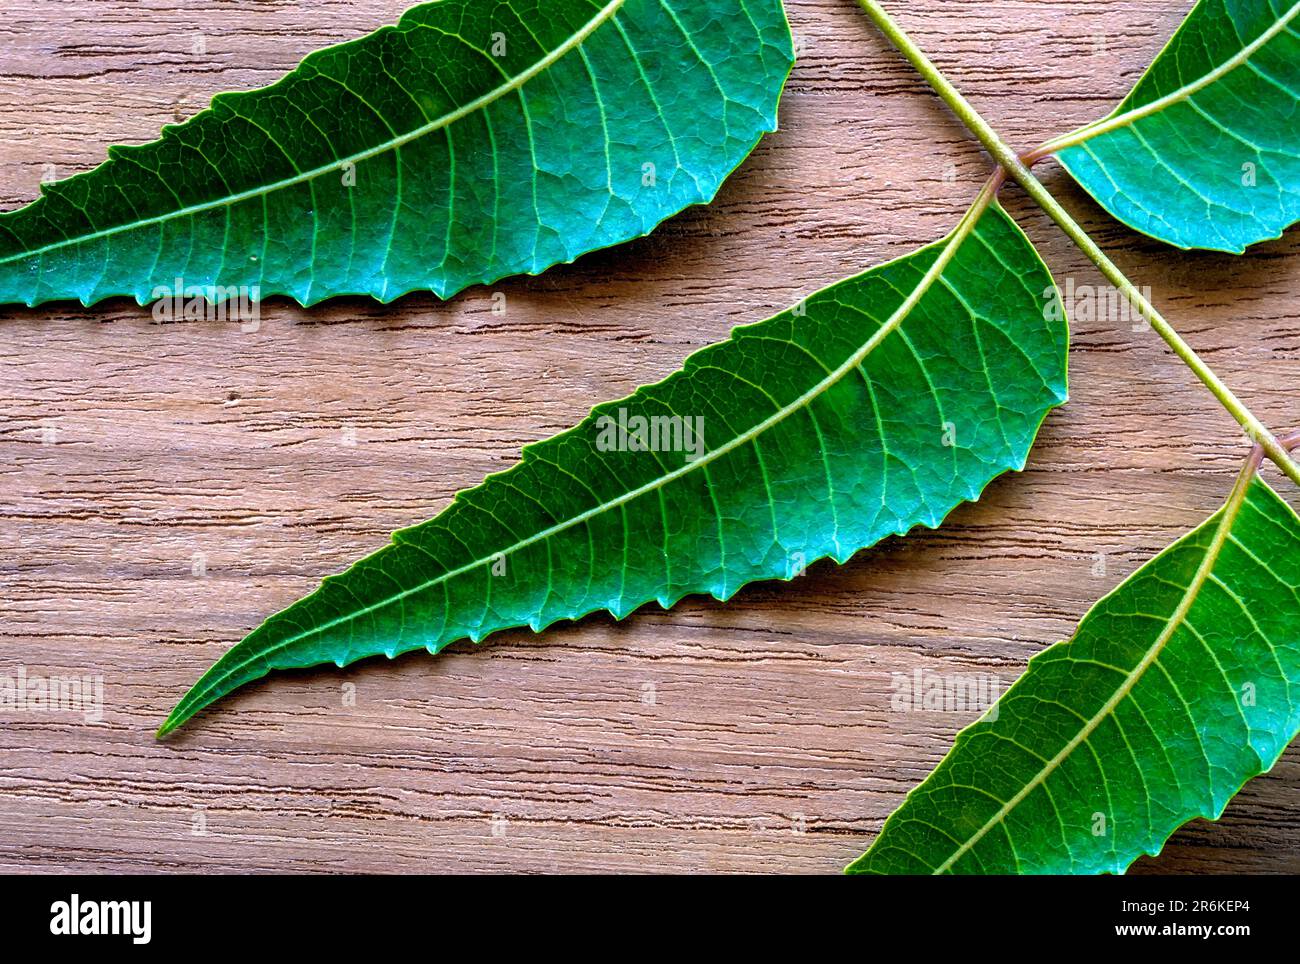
(155, 701), (194, 739)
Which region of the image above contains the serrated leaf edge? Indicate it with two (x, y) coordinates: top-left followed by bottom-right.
(158, 190), (1069, 736)
(5, 0), (796, 308)
(846, 477), (1300, 875)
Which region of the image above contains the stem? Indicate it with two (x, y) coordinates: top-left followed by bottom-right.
(851, 0), (1300, 489)
(1232, 431), (1300, 508)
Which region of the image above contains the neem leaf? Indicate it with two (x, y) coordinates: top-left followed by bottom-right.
(0, 0), (793, 307)
(848, 475), (1300, 875)
(1048, 0), (1300, 253)
(158, 196), (1068, 736)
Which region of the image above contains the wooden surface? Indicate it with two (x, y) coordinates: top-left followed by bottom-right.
(2, 0), (1299, 875)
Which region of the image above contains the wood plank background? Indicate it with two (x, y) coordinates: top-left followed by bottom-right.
(2, 0), (1299, 874)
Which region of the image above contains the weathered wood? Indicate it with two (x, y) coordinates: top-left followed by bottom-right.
(1, 0), (1298, 874)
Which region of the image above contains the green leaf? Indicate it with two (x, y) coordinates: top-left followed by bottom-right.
(158, 197), (1068, 736)
(847, 475), (1300, 875)
(1051, 0), (1300, 253)
(0, 0), (793, 307)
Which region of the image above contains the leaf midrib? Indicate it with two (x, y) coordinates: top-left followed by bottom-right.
(1048, 0), (1300, 155)
(929, 478), (1255, 874)
(172, 192), (1002, 721)
(0, 0), (627, 271)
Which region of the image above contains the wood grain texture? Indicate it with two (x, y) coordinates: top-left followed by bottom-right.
(2, 0), (1299, 875)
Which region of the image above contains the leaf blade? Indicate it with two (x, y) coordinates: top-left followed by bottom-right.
(847, 477), (1300, 875)
(1052, 0), (1300, 252)
(159, 197), (1069, 735)
(0, 0), (794, 306)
